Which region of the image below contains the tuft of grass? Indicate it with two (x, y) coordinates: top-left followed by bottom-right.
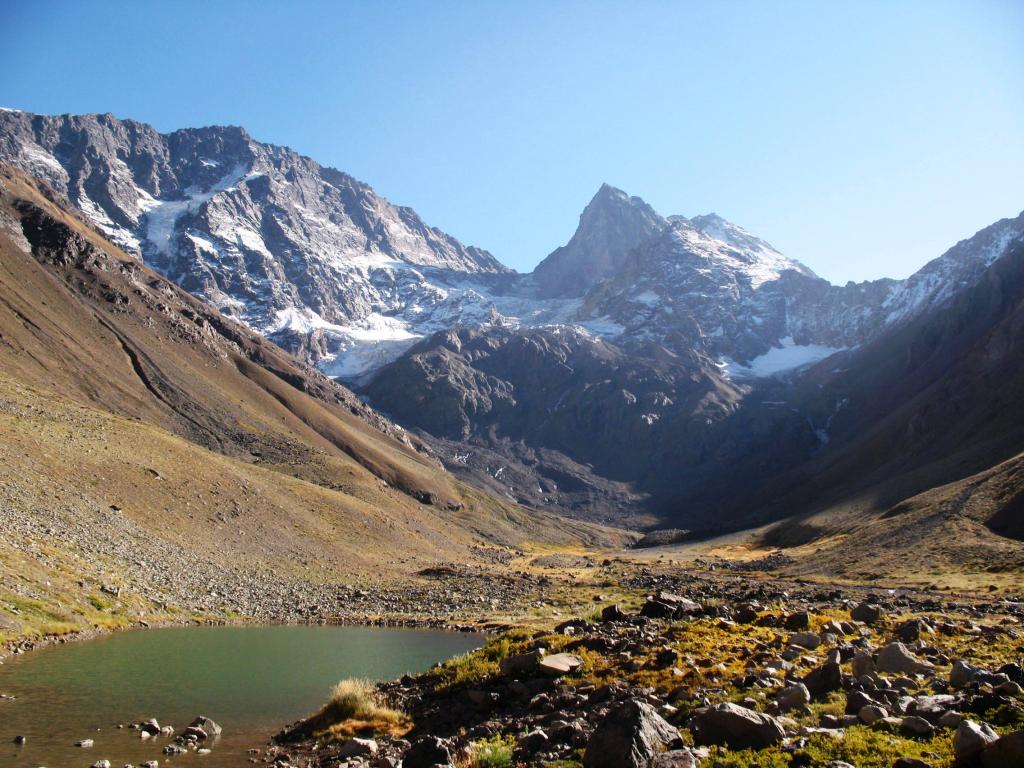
(467, 733), (517, 768)
(298, 678), (410, 740)
(437, 628), (535, 689)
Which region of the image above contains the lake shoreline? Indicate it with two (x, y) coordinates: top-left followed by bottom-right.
(1, 611), (489, 663)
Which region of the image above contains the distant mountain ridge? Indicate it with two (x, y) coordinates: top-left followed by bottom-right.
(5, 109), (1020, 388)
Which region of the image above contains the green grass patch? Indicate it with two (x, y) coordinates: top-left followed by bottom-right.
(467, 733), (516, 768)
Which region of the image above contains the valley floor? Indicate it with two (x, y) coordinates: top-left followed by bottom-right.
(7, 537), (1022, 768)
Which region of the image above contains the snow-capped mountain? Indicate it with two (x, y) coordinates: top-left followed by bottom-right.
(0, 109), (515, 378)
(2, 109), (1022, 389)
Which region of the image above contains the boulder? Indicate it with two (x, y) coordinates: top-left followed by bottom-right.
(851, 650), (875, 677)
(803, 661), (844, 696)
(896, 618), (930, 643)
(652, 647), (679, 669)
(776, 683), (811, 711)
(601, 604), (626, 622)
(139, 718), (161, 735)
(642, 593), (702, 619)
(789, 631), (821, 650)
(876, 643), (934, 675)
(538, 652), (583, 677)
(859, 705), (888, 724)
(735, 604), (760, 623)
(951, 660), (982, 689)
(980, 728), (1024, 767)
(651, 750), (701, 768)
(583, 699), (681, 768)
(516, 729), (548, 755)
(655, 592), (702, 615)
(500, 649), (545, 676)
(641, 599), (678, 619)
(851, 602), (882, 624)
(405, 735), (454, 768)
(900, 715), (935, 737)
(188, 716), (221, 737)
(939, 710), (965, 729)
(339, 737), (378, 757)
(909, 694), (960, 723)
(954, 720), (998, 763)
(847, 690), (879, 715)
(689, 702), (786, 749)
(784, 611), (811, 630)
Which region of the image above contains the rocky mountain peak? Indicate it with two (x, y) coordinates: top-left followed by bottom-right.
(687, 213), (817, 280)
(531, 184), (667, 298)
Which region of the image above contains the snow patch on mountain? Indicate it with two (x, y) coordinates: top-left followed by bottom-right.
(142, 163), (250, 256)
(668, 222), (807, 289)
(720, 337), (843, 379)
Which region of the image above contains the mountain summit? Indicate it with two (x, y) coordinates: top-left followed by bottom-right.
(531, 183), (667, 297)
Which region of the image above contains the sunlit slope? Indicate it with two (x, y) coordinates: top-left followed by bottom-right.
(0, 165), (624, 640)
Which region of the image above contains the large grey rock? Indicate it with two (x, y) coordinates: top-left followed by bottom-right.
(404, 735), (454, 768)
(803, 661), (844, 696)
(538, 652), (583, 677)
(859, 704), (888, 724)
(789, 631), (821, 650)
(852, 650), (875, 677)
(500, 649), (546, 676)
(950, 659), (982, 688)
(689, 702), (786, 749)
(650, 750), (701, 768)
(954, 720), (998, 762)
(980, 728), (1024, 767)
(851, 602), (883, 624)
(777, 683), (811, 711)
(583, 699), (681, 768)
(188, 716), (221, 737)
(900, 715), (935, 737)
(875, 643), (934, 675)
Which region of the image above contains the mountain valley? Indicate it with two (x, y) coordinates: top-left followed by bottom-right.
(0, 103), (1023, 768)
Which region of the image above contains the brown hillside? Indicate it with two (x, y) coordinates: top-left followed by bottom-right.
(0, 164), (626, 640)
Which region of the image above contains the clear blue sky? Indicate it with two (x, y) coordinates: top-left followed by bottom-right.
(2, 1), (1022, 283)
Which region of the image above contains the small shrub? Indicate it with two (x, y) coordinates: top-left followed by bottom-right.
(469, 733), (516, 768)
(291, 678), (410, 740)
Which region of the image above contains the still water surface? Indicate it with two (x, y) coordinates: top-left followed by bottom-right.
(0, 624), (481, 767)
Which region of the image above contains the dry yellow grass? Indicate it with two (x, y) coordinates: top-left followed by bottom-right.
(301, 679), (411, 739)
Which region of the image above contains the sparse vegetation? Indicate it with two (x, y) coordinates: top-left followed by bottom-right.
(294, 678), (410, 740)
(466, 733), (517, 768)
